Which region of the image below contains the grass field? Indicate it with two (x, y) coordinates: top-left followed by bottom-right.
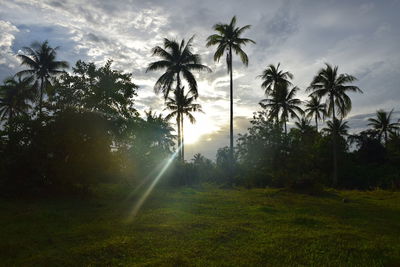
(1, 184), (400, 266)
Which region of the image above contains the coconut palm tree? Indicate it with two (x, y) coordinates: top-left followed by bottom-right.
(295, 116), (313, 134)
(305, 95), (326, 131)
(146, 36), (211, 99)
(165, 87), (203, 160)
(322, 118), (349, 137)
(307, 63), (362, 186)
(0, 76), (34, 124)
(206, 16), (255, 167)
(368, 109), (399, 144)
(258, 63), (293, 96)
(16, 40), (69, 117)
(260, 85), (303, 135)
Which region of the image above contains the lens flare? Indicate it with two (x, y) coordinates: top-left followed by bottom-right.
(128, 146), (181, 220)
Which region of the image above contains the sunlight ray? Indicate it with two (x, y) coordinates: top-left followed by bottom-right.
(128, 145), (182, 220)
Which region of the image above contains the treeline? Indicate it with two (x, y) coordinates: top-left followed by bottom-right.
(0, 43), (177, 195)
(1, 16), (400, 196)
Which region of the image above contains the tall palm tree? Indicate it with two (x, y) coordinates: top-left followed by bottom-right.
(368, 109), (399, 144)
(305, 95), (326, 131)
(260, 85), (303, 135)
(146, 36), (211, 99)
(206, 16), (255, 167)
(307, 63), (362, 186)
(0, 76), (34, 124)
(258, 63), (293, 96)
(16, 40), (69, 117)
(165, 87), (203, 160)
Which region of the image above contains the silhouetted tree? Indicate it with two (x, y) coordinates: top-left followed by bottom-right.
(206, 16), (255, 174)
(322, 118), (349, 137)
(146, 36), (211, 99)
(368, 109), (399, 144)
(308, 63), (362, 186)
(0, 76), (34, 125)
(260, 85), (303, 134)
(16, 41), (69, 118)
(258, 63), (293, 96)
(295, 116), (313, 134)
(165, 87), (202, 160)
(305, 95), (326, 131)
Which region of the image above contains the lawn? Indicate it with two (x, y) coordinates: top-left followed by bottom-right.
(1, 184), (400, 266)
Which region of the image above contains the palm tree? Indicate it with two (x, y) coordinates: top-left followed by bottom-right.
(165, 87), (203, 160)
(0, 76), (34, 124)
(16, 40), (69, 117)
(368, 109), (399, 144)
(323, 118), (349, 137)
(258, 63), (293, 96)
(206, 16), (255, 167)
(260, 85), (303, 135)
(146, 36), (211, 99)
(307, 63), (362, 186)
(305, 95), (326, 131)
(295, 116), (313, 134)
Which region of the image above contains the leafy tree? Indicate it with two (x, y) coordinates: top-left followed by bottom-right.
(308, 63), (362, 186)
(146, 36), (211, 99)
(206, 16), (255, 172)
(165, 87), (202, 160)
(258, 63), (293, 96)
(260, 85), (303, 134)
(53, 60), (138, 119)
(0, 76), (34, 124)
(305, 95), (326, 131)
(367, 109), (399, 144)
(16, 41), (69, 117)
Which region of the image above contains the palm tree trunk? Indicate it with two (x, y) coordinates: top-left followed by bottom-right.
(39, 77), (44, 119)
(315, 114), (318, 132)
(284, 120), (287, 135)
(229, 45), (234, 179)
(176, 113), (181, 160)
(8, 110), (14, 139)
(331, 95), (338, 187)
(181, 114), (184, 161)
(384, 131), (388, 145)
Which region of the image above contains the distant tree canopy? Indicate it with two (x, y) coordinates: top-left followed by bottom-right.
(1, 36), (399, 197)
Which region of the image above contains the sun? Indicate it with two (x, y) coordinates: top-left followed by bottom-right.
(182, 115), (218, 144)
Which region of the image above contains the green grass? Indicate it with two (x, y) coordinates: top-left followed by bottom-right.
(1, 184), (400, 266)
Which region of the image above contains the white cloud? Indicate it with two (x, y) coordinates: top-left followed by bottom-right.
(1, 0), (400, 159)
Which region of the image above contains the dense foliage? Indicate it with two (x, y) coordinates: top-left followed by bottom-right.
(1, 35), (399, 196)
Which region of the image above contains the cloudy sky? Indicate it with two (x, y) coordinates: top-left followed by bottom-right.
(1, 0), (399, 159)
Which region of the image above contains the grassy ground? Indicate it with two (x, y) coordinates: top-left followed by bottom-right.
(1, 184), (400, 266)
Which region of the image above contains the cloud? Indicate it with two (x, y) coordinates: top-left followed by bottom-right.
(1, 0), (400, 159)
(0, 20), (20, 78)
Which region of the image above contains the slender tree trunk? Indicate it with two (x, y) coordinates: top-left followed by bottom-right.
(8, 111), (14, 139)
(315, 114), (318, 132)
(284, 119), (287, 135)
(176, 73), (183, 161)
(229, 45), (234, 183)
(331, 95), (338, 187)
(177, 113), (181, 160)
(181, 114), (184, 161)
(39, 77), (44, 119)
(384, 131), (388, 145)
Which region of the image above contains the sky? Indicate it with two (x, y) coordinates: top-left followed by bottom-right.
(1, 0), (399, 160)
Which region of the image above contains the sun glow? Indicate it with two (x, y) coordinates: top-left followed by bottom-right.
(182, 114), (219, 144)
